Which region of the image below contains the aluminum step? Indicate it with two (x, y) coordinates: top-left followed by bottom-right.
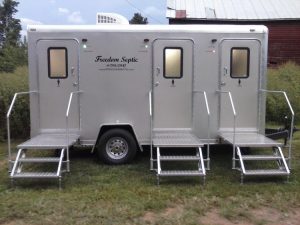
(159, 170), (205, 176)
(18, 133), (80, 149)
(11, 172), (59, 179)
(153, 130), (203, 147)
(241, 155), (282, 161)
(219, 132), (283, 147)
(18, 157), (60, 163)
(160, 155), (201, 161)
(244, 169), (289, 176)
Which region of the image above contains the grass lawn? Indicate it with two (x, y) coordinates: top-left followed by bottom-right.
(0, 132), (299, 225)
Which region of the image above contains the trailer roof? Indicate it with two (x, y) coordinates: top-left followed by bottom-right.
(27, 24), (267, 34)
(167, 0), (300, 21)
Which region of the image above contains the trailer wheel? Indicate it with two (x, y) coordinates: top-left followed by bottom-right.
(97, 128), (137, 164)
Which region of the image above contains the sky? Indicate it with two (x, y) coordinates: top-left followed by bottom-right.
(15, 0), (168, 36)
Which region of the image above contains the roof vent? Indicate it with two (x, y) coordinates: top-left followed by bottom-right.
(96, 13), (129, 25)
(205, 7), (216, 19)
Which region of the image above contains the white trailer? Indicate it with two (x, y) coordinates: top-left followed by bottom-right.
(7, 25), (294, 187)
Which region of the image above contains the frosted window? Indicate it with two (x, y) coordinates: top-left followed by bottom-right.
(231, 48), (249, 78)
(164, 48), (183, 78)
(48, 48), (68, 78)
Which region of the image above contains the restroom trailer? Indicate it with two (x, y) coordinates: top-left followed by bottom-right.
(7, 25), (294, 186)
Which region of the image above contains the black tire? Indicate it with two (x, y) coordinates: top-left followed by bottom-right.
(96, 128), (137, 164)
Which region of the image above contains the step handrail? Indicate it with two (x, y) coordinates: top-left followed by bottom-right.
(193, 90), (211, 169)
(149, 90), (154, 170)
(216, 90), (237, 169)
(149, 90), (152, 117)
(66, 90), (82, 172)
(260, 89), (295, 168)
(6, 91), (38, 170)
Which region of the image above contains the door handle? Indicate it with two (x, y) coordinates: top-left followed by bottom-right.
(154, 82), (159, 87)
(223, 67), (228, 76)
(220, 82), (226, 86)
(71, 67), (75, 76)
(73, 82), (78, 87)
(156, 67), (160, 76)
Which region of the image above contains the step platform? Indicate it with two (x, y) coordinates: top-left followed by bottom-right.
(219, 132), (283, 147)
(18, 133), (80, 149)
(153, 130), (204, 147)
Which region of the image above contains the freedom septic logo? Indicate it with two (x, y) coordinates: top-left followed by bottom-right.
(95, 56), (139, 71)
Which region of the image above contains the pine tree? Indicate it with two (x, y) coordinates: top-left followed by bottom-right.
(0, 0), (23, 72)
(129, 13), (148, 24)
(0, 0), (21, 47)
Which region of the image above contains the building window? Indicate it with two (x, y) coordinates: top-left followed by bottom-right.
(163, 47), (183, 79)
(230, 48), (249, 78)
(48, 47), (68, 79)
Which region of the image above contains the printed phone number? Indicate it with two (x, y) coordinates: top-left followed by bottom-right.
(106, 64), (127, 68)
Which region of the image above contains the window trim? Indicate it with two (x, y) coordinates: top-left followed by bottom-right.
(47, 47), (68, 79)
(230, 47), (250, 79)
(163, 47), (183, 79)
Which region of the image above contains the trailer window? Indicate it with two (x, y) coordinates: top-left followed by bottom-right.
(48, 47), (68, 79)
(163, 47), (183, 79)
(230, 48), (249, 78)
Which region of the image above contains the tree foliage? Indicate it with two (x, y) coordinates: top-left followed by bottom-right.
(0, 0), (26, 73)
(266, 62), (300, 124)
(129, 13), (148, 24)
(0, 66), (29, 141)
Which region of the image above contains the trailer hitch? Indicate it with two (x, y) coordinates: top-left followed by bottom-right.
(265, 116), (299, 145)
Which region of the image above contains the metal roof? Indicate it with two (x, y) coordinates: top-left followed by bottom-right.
(167, 0), (300, 20)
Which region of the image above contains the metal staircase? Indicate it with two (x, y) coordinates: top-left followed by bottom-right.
(149, 91), (211, 185)
(229, 136), (291, 183)
(218, 90), (294, 183)
(154, 130), (206, 184)
(6, 91), (81, 188)
(236, 146), (290, 183)
(8, 133), (79, 188)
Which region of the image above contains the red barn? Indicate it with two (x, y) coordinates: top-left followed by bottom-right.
(167, 0), (300, 66)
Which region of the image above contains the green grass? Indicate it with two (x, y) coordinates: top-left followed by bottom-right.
(0, 132), (300, 225)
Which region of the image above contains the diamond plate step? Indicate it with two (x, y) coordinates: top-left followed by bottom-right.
(159, 170), (205, 176)
(153, 130), (203, 147)
(160, 156), (201, 161)
(219, 132), (283, 147)
(18, 157), (60, 163)
(11, 172), (58, 178)
(244, 169), (289, 176)
(241, 155), (282, 161)
(18, 133), (80, 149)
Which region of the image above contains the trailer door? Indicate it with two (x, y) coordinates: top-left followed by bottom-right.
(37, 39), (79, 132)
(153, 40), (193, 129)
(219, 39), (261, 132)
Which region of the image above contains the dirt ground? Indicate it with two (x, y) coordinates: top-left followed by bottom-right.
(142, 206), (300, 225)
(200, 207), (300, 225)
